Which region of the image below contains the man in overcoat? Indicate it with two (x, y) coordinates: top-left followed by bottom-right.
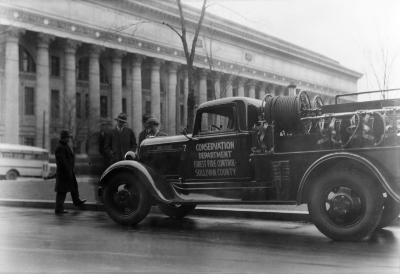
(104, 112), (137, 165)
(54, 130), (86, 214)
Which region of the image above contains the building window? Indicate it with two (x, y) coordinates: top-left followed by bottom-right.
(50, 56), (60, 77)
(180, 104), (184, 126)
(19, 46), (36, 73)
(142, 68), (151, 90)
(100, 64), (109, 84)
(180, 78), (184, 95)
(24, 87), (35, 115)
(51, 89), (60, 119)
(122, 98), (127, 114)
(50, 138), (58, 154)
(76, 92), (81, 118)
(24, 137), (35, 146)
(122, 68), (127, 87)
(100, 96), (108, 118)
(145, 101), (151, 115)
(77, 57), (89, 81)
(85, 94), (89, 119)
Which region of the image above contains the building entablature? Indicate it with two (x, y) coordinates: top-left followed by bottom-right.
(0, 1), (360, 95)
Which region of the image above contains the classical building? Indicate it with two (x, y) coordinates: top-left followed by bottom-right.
(0, 0), (362, 156)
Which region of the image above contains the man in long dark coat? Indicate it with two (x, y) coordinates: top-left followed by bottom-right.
(104, 112), (137, 165)
(54, 130), (86, 214)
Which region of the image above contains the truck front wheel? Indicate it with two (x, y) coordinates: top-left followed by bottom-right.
(308, 169), (383, 241)
(158, 204), (196, 219)
(103, 172), (151, 226)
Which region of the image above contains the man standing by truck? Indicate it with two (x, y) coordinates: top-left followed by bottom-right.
(104, 113), (137, 165)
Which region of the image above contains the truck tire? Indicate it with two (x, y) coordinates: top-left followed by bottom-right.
(378, 196), (400, 229)
(158, 204), (196, 219)
(308, 169), (383, 241)
(103, 172), (151, 226)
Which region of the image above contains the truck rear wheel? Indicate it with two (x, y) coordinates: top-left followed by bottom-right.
(378, 196), (400, 229)
(158, 204), (196, 219)
(103, 172), (151, 226)
(308, 169), (383, 241)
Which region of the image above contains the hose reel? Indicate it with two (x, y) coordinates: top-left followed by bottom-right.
(261, 91), (311, 132)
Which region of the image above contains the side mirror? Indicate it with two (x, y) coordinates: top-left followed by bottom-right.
(181, 127), (197, 141)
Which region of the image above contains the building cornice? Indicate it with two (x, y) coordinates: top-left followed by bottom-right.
(89, 0), (362, 79)
(0, 4), (356, 95)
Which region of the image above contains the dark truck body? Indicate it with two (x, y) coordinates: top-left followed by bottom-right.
(99, 91), (400, 241)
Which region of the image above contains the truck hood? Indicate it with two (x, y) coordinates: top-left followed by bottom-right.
(140, 134), (191, 147)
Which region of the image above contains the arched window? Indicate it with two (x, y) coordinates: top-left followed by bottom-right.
(19, 46), (36, 73)
(77, 57), (89, 81)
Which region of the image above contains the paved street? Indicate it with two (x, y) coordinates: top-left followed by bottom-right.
(0, 206), (399, 273)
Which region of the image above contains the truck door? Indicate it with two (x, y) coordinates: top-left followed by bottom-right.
(182, 102), (252, 181)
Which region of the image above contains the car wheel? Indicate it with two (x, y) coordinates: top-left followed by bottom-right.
(6, 170), (18, 180)
(308, 169), (383, 241)
(103, 172), (151, 226)
(377, 196), (400, 229)
(158, 203), (196, 219)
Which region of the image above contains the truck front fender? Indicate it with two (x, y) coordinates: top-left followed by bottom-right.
(297, 152), (400, 204)
(99, 160), (174, 204)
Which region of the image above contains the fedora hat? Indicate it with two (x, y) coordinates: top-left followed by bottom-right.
(115, 112), (128, 123)
(60, 130), (73, 140)
(145, 117), (160, 127)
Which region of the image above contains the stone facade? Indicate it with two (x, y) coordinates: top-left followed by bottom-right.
(0, 0), (361, 155)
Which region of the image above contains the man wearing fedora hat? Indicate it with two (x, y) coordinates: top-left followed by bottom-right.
(54, 130), (86, 214)
(138, 116), (167, 145)
(104, 112), (137, 165)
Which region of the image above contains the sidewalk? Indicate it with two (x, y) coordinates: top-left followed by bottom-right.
(0, 177), (397, 225)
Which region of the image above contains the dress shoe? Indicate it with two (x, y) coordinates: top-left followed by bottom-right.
(55, 210), (68, 215)
(75, 199), (87, 207)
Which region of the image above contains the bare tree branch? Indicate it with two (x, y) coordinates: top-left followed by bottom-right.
(162, 22), (183, 39)
(189, 0), (207, 65)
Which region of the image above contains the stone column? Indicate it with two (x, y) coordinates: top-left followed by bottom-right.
(89, 45), (103, 129)
(214, 72), (221, 100)
(266, 84), (275, 96)
(259, 82), (267, 99)
(111, 50), (124, 120)
(225, 75), (234, 97)
(151, 59), (161, 121)
(248, 80), (256, 98)
(131, 55), (143, 136)
(3, 27), (24, 144)
(238, 77), (245, 97)
(183, 70), (189, 127)
(167, 62), (178, 135)
(35, 33), (53, 149)
(288, 83), (297, 96)
(64, 39), (80, 134)
(198, 69), (207, 105)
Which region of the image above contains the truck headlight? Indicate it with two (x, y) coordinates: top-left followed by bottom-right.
(124, 151), (137, 160)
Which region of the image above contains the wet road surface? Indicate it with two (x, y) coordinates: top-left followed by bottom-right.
(0, 206), (399, 273)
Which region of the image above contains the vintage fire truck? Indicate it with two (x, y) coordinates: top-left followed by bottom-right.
(98, 90), (400, 241)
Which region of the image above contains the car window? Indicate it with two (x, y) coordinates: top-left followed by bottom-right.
(197, 105), (236, 134)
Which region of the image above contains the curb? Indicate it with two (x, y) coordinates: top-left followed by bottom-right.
(0, 199), (310, 222)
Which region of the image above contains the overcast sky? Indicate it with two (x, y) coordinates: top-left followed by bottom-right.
(186, 0), (400, 97)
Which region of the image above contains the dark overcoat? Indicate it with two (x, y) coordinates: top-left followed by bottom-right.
(54, 141), (78, 193)
(104, 127), (137, 164)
